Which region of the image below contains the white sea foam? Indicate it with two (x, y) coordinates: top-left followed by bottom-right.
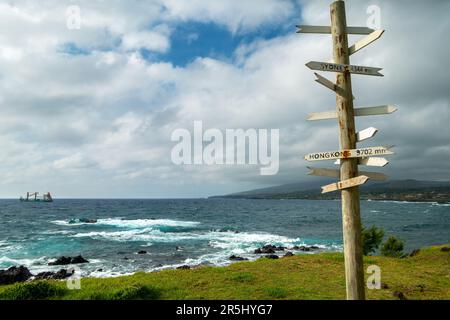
(42, 230), (74, 235)
(377, 200), (437, 205)
(71, 228), (301, 246)
(0, 256), (48, 268)
(69, 227), (341, 262)
(51, 218), (200, 229)
(431, 202), (450, 207)
(89, 269), (135, 279)
(95, 218), (200, 228)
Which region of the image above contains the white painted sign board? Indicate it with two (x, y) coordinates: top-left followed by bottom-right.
(307, 105), (397, 121)
(357, 127), (378, 142)
(307, 167), (388, 181)
(306, 61), (383, 77)
(335, 157), (389, 167)
(321, 175), (370, 194)
(314, 73), (355, 99)
(349, 30), (385, 56)
(314, 72), (336, 92)
(296, 25), (375, 35)
(305, 146), (394, 162)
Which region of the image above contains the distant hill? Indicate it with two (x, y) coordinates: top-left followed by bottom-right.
(212, 179), (450, 203)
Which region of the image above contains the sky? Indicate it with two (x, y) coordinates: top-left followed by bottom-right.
(0, 0), (449, 198)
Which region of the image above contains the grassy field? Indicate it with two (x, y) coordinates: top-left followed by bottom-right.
(0, 245), (448, 300)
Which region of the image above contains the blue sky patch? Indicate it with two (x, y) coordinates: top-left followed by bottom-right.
(152, 13), (300, 67)
(58, 42), (91, 56)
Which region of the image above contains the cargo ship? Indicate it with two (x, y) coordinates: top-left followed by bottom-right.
(20, 192), (53, 202)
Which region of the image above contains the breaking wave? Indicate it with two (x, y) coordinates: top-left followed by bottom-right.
(51, 218), (200, 229)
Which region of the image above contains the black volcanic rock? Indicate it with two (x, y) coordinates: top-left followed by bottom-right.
(79, 218), (97, 224)
(229, 255), (248, 261)
(0, 266), (32, 285)
(291, 245), (320, 252)
(254, 245), (285, 254)
(35, 269), (74, 280)
(292, 246), (311, 252)
(49, 256), (71, 265)
(177, 265), (191, 270)
(49, 255), (89, 266)
(284, 252), (295, 257)
(71, 255), (89, 264)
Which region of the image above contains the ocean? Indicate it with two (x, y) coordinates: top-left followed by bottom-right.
(0, 199), (448, 278)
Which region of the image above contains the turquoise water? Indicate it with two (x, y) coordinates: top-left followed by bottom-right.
(0, 199), (448, 277)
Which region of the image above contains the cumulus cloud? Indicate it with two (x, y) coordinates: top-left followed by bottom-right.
(121, 26), (172, 53)
(161, 0), (295, 33)
(0, 0), (448, 198)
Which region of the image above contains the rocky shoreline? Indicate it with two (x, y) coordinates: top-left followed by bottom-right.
(177, 245), (323, 270)
(0, 245), (323, 285)
(229, 244), (321, 262)
(0, 255), (89, 285)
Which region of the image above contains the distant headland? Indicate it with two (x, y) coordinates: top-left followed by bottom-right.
(211, 179), (450, 204)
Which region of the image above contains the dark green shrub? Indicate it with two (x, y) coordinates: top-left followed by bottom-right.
(0, 281), (66, 300)
(362, 225), (385, 256)
(381, 236), (404, 258)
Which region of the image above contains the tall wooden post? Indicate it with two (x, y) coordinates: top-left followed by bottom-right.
(330, 0), (365, 300)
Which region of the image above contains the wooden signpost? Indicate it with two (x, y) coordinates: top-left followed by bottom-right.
(298, 1), (396, 300)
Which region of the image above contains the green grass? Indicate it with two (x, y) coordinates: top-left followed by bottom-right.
(0, 245), (448, 300)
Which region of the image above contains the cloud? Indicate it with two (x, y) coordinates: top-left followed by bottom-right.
(161, 0), (295, 33)
(121, 25), (172, 53)
(0, 0), (449, 198)
(53, 153), (96, 170)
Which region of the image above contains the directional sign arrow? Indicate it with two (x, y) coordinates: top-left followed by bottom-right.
(334, 157), (390, 167)
(306, 61), (383, 77)
(314, 73), (355, 99)
(314, 72), (336, 92)
(307, 167), (388, 181)
(349, 30), (385, 56)
(357, 127), (378, 142)
(307, 105), (397, 121)
(305, 146), (394, 162)
(321, 175), (370, 194)
(328, 30), (386, 62)
(296, 25), (375, 35)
